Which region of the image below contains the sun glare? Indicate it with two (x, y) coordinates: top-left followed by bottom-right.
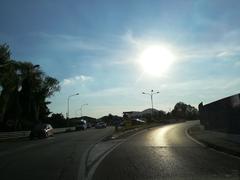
(139, 45), (175, 77)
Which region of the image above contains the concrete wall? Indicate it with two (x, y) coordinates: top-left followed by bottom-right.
(199, 93), (240, 134)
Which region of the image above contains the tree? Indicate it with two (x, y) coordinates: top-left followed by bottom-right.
(0, 44), (19, 130)
(0, 44), (60, 131)
(47, 113), (66, 128)
(0, 43), (11, 64)
(171, 102), (198, 120)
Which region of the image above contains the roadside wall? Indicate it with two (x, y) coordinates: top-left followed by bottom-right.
(199, 93), (240, 134)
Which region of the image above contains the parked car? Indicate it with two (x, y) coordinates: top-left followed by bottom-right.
(76, 120), (87, 130)
(29, 123), (54, 139)
(95, 122), (107, 129)
(87, 122), (92, 128)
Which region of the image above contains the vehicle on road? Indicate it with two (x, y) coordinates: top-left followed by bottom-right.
(87, 122), (92, 128)
(29, 123), (54, 139)
(95, 122), (107, 129)
(76, 120), (87, 130)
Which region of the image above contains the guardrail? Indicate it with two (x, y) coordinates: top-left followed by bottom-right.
(0, 126), (76, 141)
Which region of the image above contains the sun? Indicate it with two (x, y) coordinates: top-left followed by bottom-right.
(139, 45), (175, 77)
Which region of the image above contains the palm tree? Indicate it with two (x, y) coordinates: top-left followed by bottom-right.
(0, 44), (60, 131)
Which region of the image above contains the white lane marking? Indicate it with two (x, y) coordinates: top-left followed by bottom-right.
(184, 128), (206, 147)
(208, 146), (240, 160)
(77, 128), (115, 180)
(84, 129), (148, 180)
(185, 126), (240, 160)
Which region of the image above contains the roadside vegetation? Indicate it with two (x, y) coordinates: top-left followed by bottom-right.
(0, 44), (60, 131)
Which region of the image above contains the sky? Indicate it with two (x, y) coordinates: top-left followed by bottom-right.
(1, 0), (240, 118)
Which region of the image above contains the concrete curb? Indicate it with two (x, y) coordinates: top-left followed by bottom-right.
(78, 128), (115, 180)
(185, 128), (206, 147)
(186, 125), (240, 158)
(0, 127), (76, 142)
(83, 126), (154, 180)
(104, 123), (163, 141)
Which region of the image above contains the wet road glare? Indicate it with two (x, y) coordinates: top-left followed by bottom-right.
(93, 121), (240, 180)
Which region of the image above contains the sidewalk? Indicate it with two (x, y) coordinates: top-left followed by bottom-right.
(188, 124), (240, 157)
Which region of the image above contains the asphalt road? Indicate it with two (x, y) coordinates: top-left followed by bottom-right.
(0, 127), (114, 180)
(93, 121), (240, 180)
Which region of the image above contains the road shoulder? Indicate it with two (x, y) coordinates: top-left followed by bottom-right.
(187, 124), (240, 158)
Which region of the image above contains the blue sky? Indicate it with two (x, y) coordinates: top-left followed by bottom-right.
(1, 0), (240, 118)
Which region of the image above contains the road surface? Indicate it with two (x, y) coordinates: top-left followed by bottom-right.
(0, 127), (114, 180)
(93, 121), (240, 180)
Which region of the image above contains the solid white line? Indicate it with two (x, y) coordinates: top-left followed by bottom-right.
(185, 126), (240, 160)
(77, 128), (114, 180)
(184, 128), (206, 147)
(208, 146), (240, 160)
(85, 129), (148, 180)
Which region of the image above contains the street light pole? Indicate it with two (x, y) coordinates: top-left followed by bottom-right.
(66, 93), (79, 120)
(80, 103), (88, 117)
(142, 90), (159, 121)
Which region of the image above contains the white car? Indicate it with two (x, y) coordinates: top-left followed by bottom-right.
(29, 123), (54, 139)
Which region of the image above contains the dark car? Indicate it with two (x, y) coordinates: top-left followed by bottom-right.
(76, 120), (87, 131)
(95, 122), (107, 129)
(87, 122), (92, 128)
(29, 123), (54, 139)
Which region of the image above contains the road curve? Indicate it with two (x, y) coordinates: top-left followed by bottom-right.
(93, 121), (240, 180)
(0, 127), (114, 180)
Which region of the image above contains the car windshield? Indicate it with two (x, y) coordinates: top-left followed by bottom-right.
(1, 1), (240, 180)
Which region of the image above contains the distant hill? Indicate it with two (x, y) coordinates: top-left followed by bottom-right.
(98, 115), (122, 121)
(98, 114), (123, 125)
(123, 108), (160, 118)
(70, 116), (97, 123)
(140, 108), (159, 115)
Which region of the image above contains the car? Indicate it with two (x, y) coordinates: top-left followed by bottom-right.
(29, 123), (54, 139)
(76, 120), (87, 130)
(87, 122), (92, 128)
(95, 122), (107, 129)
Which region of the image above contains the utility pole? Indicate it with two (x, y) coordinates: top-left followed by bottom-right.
(142, 90), (159, 121)
(66, 93), (79, 120)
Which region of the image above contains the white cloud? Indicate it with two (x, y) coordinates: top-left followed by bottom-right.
(121, 30), (140, 46)
(217, 51), (229, 57)
(120, 29), (240, 65)
(62, 75), (93, 86)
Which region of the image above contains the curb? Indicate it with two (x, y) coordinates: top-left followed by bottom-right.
(186, 126), (240, 158)
(0, 127), (77, 143)
(78, 128), (115, 180)
(83, 126), (154, 180)
(108, 123), (163, 140)
(185, 128), (206, 147)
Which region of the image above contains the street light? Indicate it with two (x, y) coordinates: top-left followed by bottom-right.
(80, 103), (88, 118)
(142, 90), (159, 120)
(66, 93), (79, 119)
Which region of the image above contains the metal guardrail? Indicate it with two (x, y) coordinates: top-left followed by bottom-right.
(0, 127), (76, 141)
